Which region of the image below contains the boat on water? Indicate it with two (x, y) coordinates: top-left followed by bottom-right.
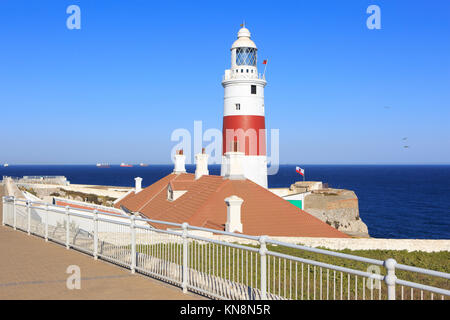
(96, 163), (110, 168)
(139, 163), (149, 167)
(120, 163), (133, 167)
(3, 163), (9, 167)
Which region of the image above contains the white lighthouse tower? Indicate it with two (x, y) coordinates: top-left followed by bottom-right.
(220, 25), (268, 188)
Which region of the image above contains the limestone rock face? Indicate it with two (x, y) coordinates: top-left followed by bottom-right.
(304, 189), (369, 238)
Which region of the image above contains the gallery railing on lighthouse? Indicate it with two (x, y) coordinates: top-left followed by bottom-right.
(2, 196), (449, 300)
(222, 72), (266, 81)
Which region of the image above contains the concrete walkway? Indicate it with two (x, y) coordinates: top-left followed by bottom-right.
(0, 185), (202, 299)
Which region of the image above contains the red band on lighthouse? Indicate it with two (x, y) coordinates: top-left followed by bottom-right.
(223, 115), (266, 156)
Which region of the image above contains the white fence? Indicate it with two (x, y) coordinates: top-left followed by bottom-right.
(2, 196), (449, 300)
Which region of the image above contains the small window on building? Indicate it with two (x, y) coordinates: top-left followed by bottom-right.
(236, 103), (240, 110)
(251, 85), (257, 94)
(246, 69), (249, 73)
(241, 69), (243, 73)
(251, 70), (253, 73)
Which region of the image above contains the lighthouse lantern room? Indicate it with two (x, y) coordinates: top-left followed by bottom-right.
(221, 26), (268, 188)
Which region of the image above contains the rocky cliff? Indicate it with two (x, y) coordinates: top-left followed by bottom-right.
(303, 189), (370, 238)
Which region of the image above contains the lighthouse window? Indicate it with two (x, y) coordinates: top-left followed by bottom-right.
(235, 103), (240, 110)
(251, 85), (257, 94)
(236, 47), (256, 66)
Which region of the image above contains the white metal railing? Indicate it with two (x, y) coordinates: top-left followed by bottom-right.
(2, 196), (449, 300)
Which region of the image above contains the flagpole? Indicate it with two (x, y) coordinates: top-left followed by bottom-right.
(263, 59), (268, 78)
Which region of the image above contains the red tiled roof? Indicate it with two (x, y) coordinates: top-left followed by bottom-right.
(171, 180), (195, 190)
(115, 173), (349, 238)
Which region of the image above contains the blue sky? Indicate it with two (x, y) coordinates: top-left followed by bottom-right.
(0, 0), (449, 164)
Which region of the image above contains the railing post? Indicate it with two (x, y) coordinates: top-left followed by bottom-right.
(45, 204), (49, 242)
(93, 210), (98, 260)
(13, 196), (16, 230)
(182, 222), (189, 293)
(384, 258), (397, 300)
(65, 205), (70, 249)
(27, 201), (31, 235)
(259, 235), (268, 300)
(1, 197), (5, 226)
(130, 215), (136, 273)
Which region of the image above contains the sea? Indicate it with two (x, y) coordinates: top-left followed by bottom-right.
(1, 164), (449, 240)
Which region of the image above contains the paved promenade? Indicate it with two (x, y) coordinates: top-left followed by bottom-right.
(0, 186), (202, 299)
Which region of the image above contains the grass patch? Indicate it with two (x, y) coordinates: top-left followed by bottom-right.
(18, 186), (37, 197)
(60, 188), (115, 206)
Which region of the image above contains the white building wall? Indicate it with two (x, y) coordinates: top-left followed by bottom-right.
(221, 155), (267, 188)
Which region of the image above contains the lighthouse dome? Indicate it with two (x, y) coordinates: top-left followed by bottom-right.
(238, 27), (251, 38)
(231, 27), (257, 50)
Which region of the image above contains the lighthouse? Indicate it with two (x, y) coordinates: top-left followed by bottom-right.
(221, 25), (268, 188)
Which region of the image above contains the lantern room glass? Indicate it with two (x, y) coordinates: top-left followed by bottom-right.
(236, 47), (256, 66)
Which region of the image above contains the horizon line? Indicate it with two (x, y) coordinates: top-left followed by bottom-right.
(2, 163), (450, 166)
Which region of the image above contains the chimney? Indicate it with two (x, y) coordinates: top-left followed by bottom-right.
(223, 141), (245, 180)
(173, 149), (186, 174)
(225, 195), (244, 233)
(134, 177), (142, 193)
(195, 148), (209, 180)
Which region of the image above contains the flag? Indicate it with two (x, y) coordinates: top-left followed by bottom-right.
(262, 59), (267, 65)
(296, 166), (304, 176)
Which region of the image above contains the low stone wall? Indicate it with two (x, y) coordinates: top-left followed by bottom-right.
(3, 178), (26, 199)
(13, 183), (132, 199)
(96, 230), (450, 252)
(214, 236), (450, 253)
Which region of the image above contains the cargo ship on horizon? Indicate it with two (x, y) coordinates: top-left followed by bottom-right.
(120, 163), (133, 167)
(96, 163), (110, 168)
